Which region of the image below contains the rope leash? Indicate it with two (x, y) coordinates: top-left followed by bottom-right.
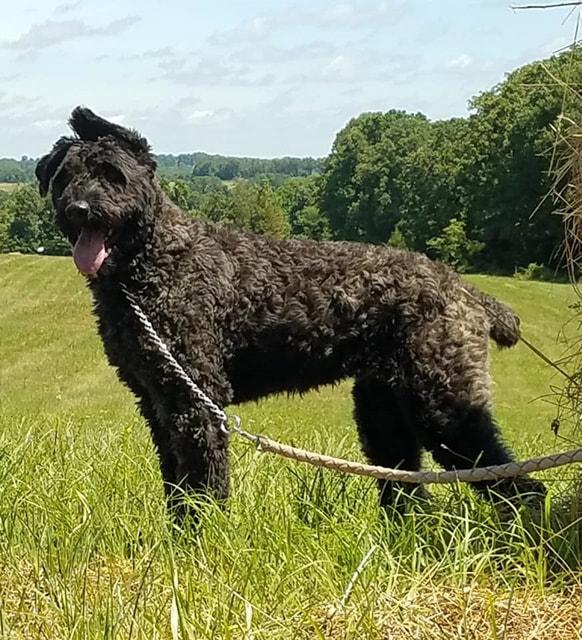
(226, 435), (582, 483)
(121, 285), (582, 485)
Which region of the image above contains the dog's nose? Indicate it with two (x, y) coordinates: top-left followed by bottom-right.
(66, 200), (91, 219)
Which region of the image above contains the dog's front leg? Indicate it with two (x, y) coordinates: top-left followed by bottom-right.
(115, 364), (230, 518)
(165, 398), (231, 516)
(147, 349), (233, 520)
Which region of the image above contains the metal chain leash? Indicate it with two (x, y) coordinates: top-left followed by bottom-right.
(122, 285), (582, 484)
(121, 284), (231, 430)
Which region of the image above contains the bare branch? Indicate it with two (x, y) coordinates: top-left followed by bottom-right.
(514, 1), (582, 9)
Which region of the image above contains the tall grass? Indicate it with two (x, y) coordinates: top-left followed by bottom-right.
(0, 256), (580, 639)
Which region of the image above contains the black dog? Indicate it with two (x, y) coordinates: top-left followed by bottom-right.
(36, 107), (545, 516)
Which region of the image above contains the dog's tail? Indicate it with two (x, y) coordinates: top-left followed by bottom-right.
(462, 284), (521, 348)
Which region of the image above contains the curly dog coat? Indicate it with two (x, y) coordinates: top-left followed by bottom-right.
(36, 107), (546, 516)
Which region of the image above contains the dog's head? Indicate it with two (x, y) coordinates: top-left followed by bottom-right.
(36, 107), (157, 277)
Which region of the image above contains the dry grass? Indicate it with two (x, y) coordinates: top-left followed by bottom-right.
(549, 115), (582, 438)
(319, 585), (582, 640)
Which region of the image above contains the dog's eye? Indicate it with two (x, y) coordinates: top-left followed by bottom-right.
(98, 162), (127, 186)
(51, 168), (69, 197)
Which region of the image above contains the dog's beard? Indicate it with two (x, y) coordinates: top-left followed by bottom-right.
(73, 227), (110, 275)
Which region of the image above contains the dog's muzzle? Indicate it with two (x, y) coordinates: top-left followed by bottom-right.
(65, 200), (91, 223)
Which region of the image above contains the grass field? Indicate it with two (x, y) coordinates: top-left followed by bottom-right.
(0, 254), (581, 639)
(0, 183), (19, 192)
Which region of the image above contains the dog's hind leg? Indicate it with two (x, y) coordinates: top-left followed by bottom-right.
(352, 377), (429, 509)
(407, 309), (546, 507)
(421, 397), (546, 506)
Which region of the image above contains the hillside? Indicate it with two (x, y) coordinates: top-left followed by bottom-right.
(0, 255), (580, 639)
(1, 255), (575, 441)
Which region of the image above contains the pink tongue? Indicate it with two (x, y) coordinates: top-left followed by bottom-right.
(73, 228), (108, 275)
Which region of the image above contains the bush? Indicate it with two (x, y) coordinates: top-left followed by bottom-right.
(426, 217), (484, 272)
(0, 185), (69, 255)
(387, 224), (409, 250)
(513, 262), (554, 281)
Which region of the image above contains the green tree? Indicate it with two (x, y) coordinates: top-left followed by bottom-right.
(160, 178), (201, 214)
(0, 185), (69, 255)
(459, 49), (582, 270)
(199, 180), (290, 238)
(319, 46), (582, 272)
(0, 192), (12, 250)
(253, 180), (290, 237)
(293, 205), (330, 240)
(387, 222), (408, 249)
(426, 217), (484, 272)
(276, 176), (329, 239)
(320, 111), (457, 246)
(0, 157), (37, 183)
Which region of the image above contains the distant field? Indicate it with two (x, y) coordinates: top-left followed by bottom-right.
(0, 182), (20, 191)
(0, 254), (580, 639)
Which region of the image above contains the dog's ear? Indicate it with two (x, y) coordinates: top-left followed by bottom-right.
(35, 137), (75, 197)
(69, 106), (156, 171)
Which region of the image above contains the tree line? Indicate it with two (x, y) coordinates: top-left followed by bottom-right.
(2, 46), (581, 273)
(319, 46), (582, 272)
(158, 152), (323, 181)
(0, 153), (323, 184)
(0, 157), (38, 183)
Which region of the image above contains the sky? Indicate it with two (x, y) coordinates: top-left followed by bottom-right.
(0, 0), (580, 159)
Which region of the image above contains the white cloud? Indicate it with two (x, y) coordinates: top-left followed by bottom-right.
(53, 1), (82, 16)
(117, 96), (342, 157)
(157, 40), (417, 93)
(209, 1), (407, 45)
(98, 46), (175, 63)
(2, 16), (140, 52)
(447, 54), (474, 69)
(541, 35), (579, 56)
(33, 118), (62, 129)
(0, 96), (70, 156)
(160, 54), (275, 88)
(107, 114), (126, 125)
(229, 41), (337, 66)
(187, 109), (214, 121)
(316, 1), (399, 28)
